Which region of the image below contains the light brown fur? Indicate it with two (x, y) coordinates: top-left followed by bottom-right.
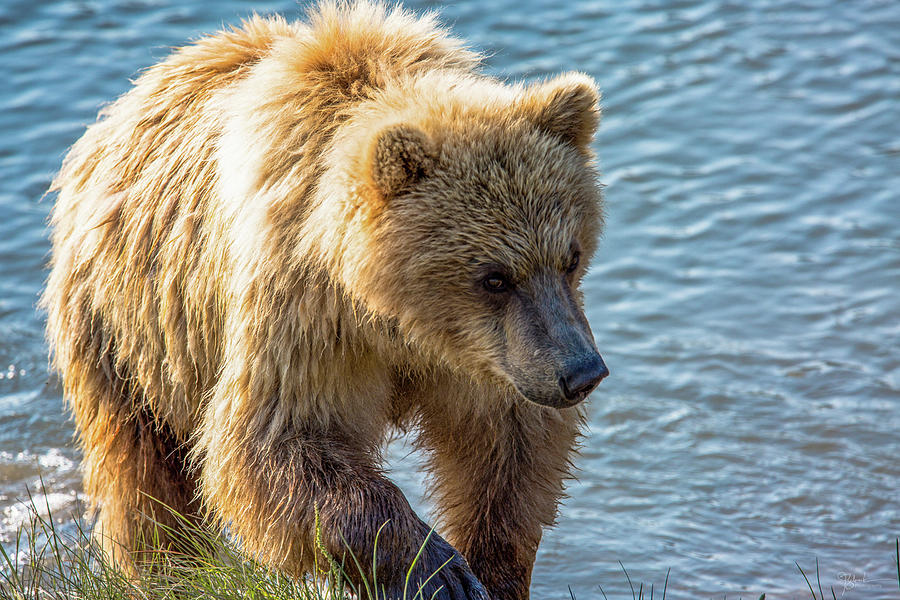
(42, 3), (604, 599)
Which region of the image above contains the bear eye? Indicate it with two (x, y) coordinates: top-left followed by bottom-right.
(566, 251), (581, 274)
(482, 273), (510, 293)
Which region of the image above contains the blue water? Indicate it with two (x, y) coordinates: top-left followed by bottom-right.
(2, 1), (898, 598)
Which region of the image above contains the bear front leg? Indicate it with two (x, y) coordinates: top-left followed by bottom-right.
(196, 406), (488, 599)
(417, 387), (583, 600)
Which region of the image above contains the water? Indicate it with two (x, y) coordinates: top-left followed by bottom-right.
(1, 0), (898, 597)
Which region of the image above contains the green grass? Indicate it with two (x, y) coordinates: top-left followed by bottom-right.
(0, 493), (343, 600)
(1, 495), (899, 600)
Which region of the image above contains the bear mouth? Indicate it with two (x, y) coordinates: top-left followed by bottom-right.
(514, 385), (590, 410)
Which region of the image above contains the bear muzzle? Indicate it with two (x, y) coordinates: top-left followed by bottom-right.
(501, 272), (609, 409)
(506, 347), (609, 409)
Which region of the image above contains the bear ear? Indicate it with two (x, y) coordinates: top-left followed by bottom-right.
(368, 124), (436, 201)
(520, 72), (601, 149)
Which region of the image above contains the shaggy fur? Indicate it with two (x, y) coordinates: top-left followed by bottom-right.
(42, 2), (604, 599)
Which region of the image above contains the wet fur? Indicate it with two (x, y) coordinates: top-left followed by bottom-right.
(42, 2), (602, 599)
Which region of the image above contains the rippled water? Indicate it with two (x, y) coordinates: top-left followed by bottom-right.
(2, 0), (898, 597)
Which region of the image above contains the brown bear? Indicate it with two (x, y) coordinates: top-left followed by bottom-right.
(41, 2), (608, 599)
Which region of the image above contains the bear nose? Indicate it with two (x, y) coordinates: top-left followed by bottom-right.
(560, 354), (609, 401)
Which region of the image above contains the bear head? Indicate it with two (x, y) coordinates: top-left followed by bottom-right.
(323, 72), (608, 408)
